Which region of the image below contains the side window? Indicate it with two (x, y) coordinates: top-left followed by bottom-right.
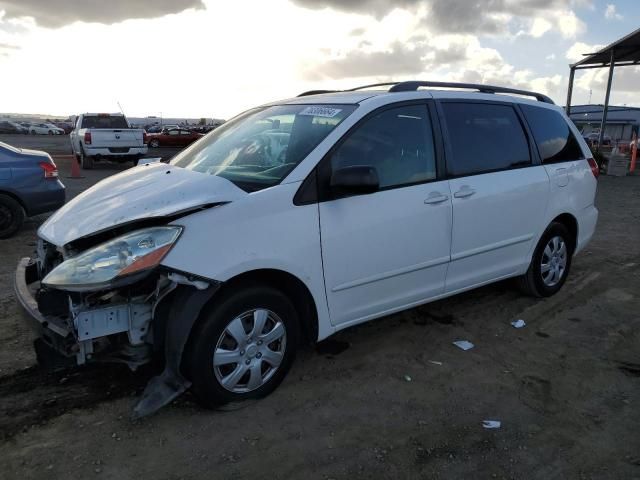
(521, 105), (584, 163)
(168, 129), (179, 136)
(330, 104), (436, 189)
(441, 102), (530, 176)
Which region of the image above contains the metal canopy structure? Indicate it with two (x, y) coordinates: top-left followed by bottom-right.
(566, 27), (640, 147)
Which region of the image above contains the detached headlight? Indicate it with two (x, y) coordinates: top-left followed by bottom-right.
(43, 226), (182, 291)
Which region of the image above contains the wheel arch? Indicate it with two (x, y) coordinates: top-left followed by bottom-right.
(0, 189), (28, 216)
(209, 268), (319, 344)
(550, 213), (578, 252)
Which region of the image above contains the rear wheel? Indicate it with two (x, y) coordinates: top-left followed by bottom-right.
(48, 130), (53, 135)
(30, 130), (37, 135)
(187, 285), (299, 408)
(0, 194), (25, 239)
(79, 152), (94, 170)
(517, 222), (573, 297)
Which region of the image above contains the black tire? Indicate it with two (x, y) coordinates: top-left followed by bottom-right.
(48, 130), (53, 135)
(187, 285), (299, 408)
(517, 222), (574, 297)
(0, 194), (25, 239)
(30, 130), (37, 135)
(149, 139), (160, 148)
(80, 152), (94, 170)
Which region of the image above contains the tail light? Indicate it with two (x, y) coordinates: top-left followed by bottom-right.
(587, 157), (599, 179)
(143, 131), (148, 144)
(39, 161), (58, 179)
(84, 131), (92, 145)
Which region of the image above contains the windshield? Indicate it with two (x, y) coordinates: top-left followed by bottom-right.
(170, 104), (356, 191)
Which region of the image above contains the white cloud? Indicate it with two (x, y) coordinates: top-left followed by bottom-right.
(566, 41), (603, 62)
(530, 17), (552, 38)
(604, 4), (622, 20)
(546, 53), (556, 60)
(555, 10), (585, 38)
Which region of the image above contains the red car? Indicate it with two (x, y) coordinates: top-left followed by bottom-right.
(146, 128), (204, 148)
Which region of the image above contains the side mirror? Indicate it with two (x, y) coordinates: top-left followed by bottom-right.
(330, 165), (379, 194)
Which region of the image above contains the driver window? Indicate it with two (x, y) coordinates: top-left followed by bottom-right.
(330, 104), (436, 189)
(168, 130), (179, 135)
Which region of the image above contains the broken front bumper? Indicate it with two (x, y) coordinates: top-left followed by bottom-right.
(14, 257), (153, 367)
(14, 257), (77, 360)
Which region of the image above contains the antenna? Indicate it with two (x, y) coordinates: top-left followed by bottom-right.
(117, 101), (126, 116)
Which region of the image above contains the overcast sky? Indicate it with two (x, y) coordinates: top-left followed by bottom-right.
(0, 0), (638, 118)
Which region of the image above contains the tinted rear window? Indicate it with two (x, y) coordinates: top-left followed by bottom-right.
(520, 105), (584, 163)
(81, 116), (129, 129)
(441, 102), (530, 176)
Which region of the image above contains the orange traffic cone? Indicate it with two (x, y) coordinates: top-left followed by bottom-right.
(67, 154), (84, 179)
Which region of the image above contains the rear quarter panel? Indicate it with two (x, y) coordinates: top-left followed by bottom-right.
(537, 108), (598, 255)
(0, 153), (65, 216)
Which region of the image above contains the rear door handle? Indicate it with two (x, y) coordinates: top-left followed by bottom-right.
(424, 193), (449, 204)
(453, 187), (476, 198)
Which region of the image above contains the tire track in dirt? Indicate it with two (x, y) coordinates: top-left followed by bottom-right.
(0, 364), (150, 440)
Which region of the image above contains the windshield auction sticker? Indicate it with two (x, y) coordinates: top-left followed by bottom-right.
(299, 106), (342, 118)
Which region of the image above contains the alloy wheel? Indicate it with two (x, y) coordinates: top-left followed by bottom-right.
(541, 235), (567, 287)
(213, 309), (287, 393)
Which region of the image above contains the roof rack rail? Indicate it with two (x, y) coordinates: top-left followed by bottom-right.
(296, 81), (554, 104)
(345, 82), (400, 91)
(388, 81), (554, 104)
(297, 89), (338, 97)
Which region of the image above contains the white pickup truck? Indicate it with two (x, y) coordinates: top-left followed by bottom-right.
(70, 113), (148, 169)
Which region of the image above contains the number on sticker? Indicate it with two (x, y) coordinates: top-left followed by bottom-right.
(299, 106), (342, 118)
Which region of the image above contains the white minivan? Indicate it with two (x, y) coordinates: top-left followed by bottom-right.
(15, 81), (599, 417)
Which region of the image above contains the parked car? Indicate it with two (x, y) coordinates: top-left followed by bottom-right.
(70, 113), (148, 169)
(583, 132), (611, 147)
(54, 122), (74, 134)
(0, 142), (65, 238)
(28, 123), (65, 135)
(15, 81), (598, 417)
(0, 121), (28, 134)
(147, 128), (204, 147)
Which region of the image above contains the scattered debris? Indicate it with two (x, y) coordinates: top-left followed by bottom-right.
(482, 420), (501, 429)
(511, 319), (526, 329)
(428, 360), (443, 366)
(453, 340), (474, 351)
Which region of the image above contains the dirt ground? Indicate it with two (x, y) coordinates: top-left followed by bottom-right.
(0, 143), (638, 479)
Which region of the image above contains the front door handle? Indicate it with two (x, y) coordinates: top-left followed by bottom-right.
(424, 193), (449, 204)
(453, 187), (476, 198)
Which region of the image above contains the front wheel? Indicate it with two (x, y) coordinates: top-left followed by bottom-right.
(149, 139), (160, 148)
(517, 222), (573, 297)
(187, 285), (299, 407)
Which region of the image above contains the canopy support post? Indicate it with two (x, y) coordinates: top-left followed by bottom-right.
(598, 49), (616, 150)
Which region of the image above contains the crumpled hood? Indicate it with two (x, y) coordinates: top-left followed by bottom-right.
(38, 162), (247, 246)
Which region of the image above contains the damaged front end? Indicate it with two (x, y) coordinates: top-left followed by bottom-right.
(15, 228), (219, 418)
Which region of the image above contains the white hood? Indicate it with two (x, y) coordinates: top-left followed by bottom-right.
(38, 163), (247, 246)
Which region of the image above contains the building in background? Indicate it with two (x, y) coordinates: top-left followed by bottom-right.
(569, 105), (640, 142)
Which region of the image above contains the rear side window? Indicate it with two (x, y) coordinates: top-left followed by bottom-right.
(330, 104), (437, 189)
(521, 105), (584, 163)
(441, 102), (530, 176)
